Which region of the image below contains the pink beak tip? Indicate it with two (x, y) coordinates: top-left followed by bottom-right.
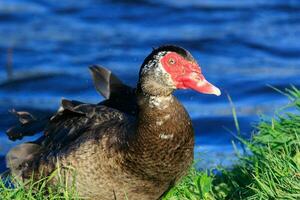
(214, 87), (221, 96)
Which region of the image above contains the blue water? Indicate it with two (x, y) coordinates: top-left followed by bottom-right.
(1, 0), (300, 170)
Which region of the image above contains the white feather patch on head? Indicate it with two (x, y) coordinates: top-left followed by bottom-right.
(141, 51), (167, 75)
(156, 62), (176, 88)
(141, 51), (175, 86)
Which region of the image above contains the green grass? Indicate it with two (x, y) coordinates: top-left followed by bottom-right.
(0, 167), (80, 200)
(164, 86), (300, 200)
(1, 87), (300, 200)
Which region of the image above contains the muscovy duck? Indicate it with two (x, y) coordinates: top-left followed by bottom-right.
(6, 45), (220, 200)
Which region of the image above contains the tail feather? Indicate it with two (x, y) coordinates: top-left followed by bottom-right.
(10, 109), (36, 124)
(6, 111), (50, 141)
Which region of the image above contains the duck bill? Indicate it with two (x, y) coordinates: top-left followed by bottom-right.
(182, 73), (221, 96)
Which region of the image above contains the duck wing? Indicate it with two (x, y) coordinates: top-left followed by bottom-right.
(90, 65), (137, 115)
(89, 65), (126, 99)
(6, 98), (133, 179)
(6, 66), (136, 141)
(40, 98), (130, 152)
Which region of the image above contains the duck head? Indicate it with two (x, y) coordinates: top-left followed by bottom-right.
(138, 45), (221, 96)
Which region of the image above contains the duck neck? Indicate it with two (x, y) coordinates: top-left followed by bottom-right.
(125, 90), (194, 180)
(135, 91), (193, 150)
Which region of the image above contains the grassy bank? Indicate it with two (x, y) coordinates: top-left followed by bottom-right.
(0, 167), (80, 200)
(164, 87), (300, 200)
(1, 87), (300, 200)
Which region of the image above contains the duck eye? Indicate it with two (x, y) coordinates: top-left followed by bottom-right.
(168, 58), (176, 65)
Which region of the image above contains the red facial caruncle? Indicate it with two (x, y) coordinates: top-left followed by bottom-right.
(160, 52), (221, 96)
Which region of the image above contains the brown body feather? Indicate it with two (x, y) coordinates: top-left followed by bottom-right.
(11, 95), (193, 200)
